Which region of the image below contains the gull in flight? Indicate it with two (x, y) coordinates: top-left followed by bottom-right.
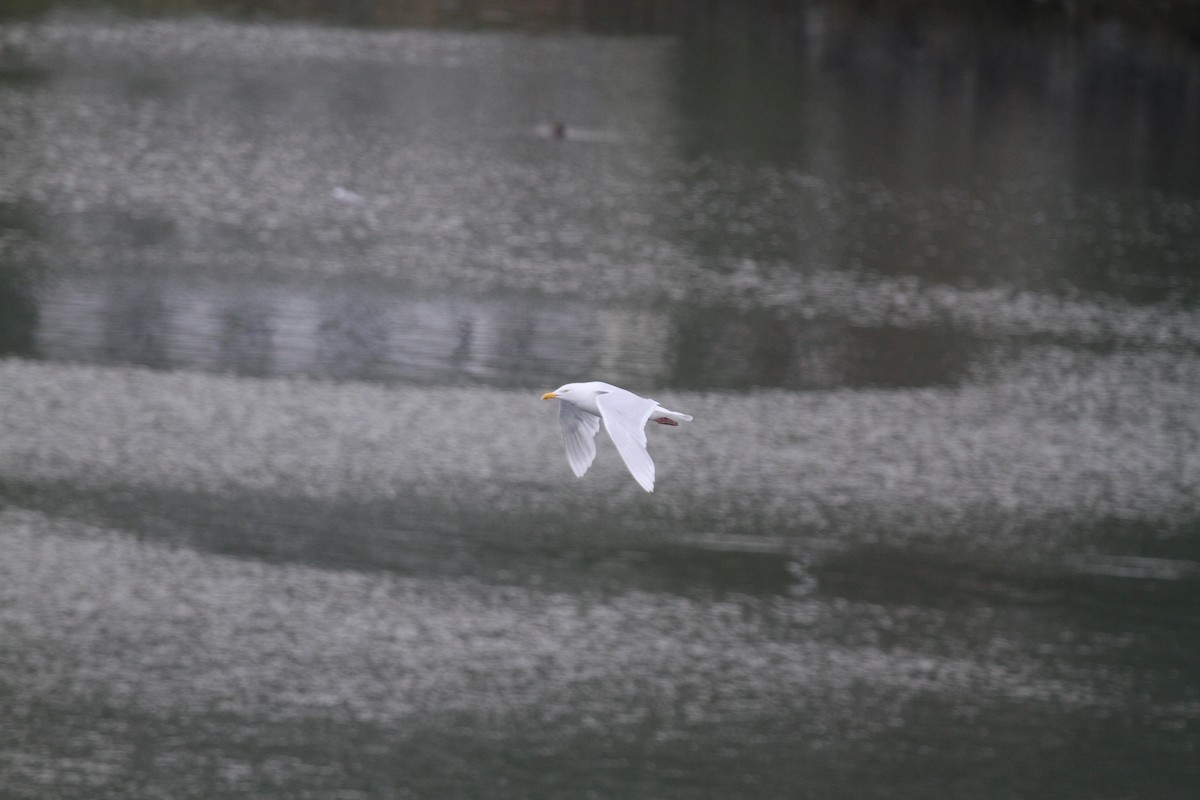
(541, 381), (693, 492)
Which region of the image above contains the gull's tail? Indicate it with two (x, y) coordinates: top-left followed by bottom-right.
(651, 405), (692, 426)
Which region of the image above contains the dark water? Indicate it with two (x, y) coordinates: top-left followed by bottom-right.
(1, 13), (1198, 800)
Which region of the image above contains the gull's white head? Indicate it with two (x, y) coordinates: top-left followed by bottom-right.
(541, 382), (598, 404)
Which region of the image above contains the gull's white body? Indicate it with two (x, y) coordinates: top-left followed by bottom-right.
(541, 381), (693, 492)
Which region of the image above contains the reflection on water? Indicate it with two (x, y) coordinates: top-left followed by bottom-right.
(0, 264), (37, 357)
(28, 272), (1004, 389)
(19, 264), (1200, 388)
(1, 11), (1199, 800)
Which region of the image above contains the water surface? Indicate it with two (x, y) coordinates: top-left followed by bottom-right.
(0, 14), (1197, 800)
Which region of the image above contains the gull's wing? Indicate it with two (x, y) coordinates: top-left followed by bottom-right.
(595, 389), (658, 492)
(558, 401), (601, 478)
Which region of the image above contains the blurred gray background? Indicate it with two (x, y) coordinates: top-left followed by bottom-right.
(1, 1), (1198, 798)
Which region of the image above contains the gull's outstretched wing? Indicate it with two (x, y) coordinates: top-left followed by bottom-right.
(558, 401), (601, 478)
(595, 389), (658, 492)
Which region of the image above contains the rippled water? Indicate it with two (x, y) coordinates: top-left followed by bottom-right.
(1, 13), (1198, 800)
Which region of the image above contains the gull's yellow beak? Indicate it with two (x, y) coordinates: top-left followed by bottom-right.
(541, 392), (557, 400)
